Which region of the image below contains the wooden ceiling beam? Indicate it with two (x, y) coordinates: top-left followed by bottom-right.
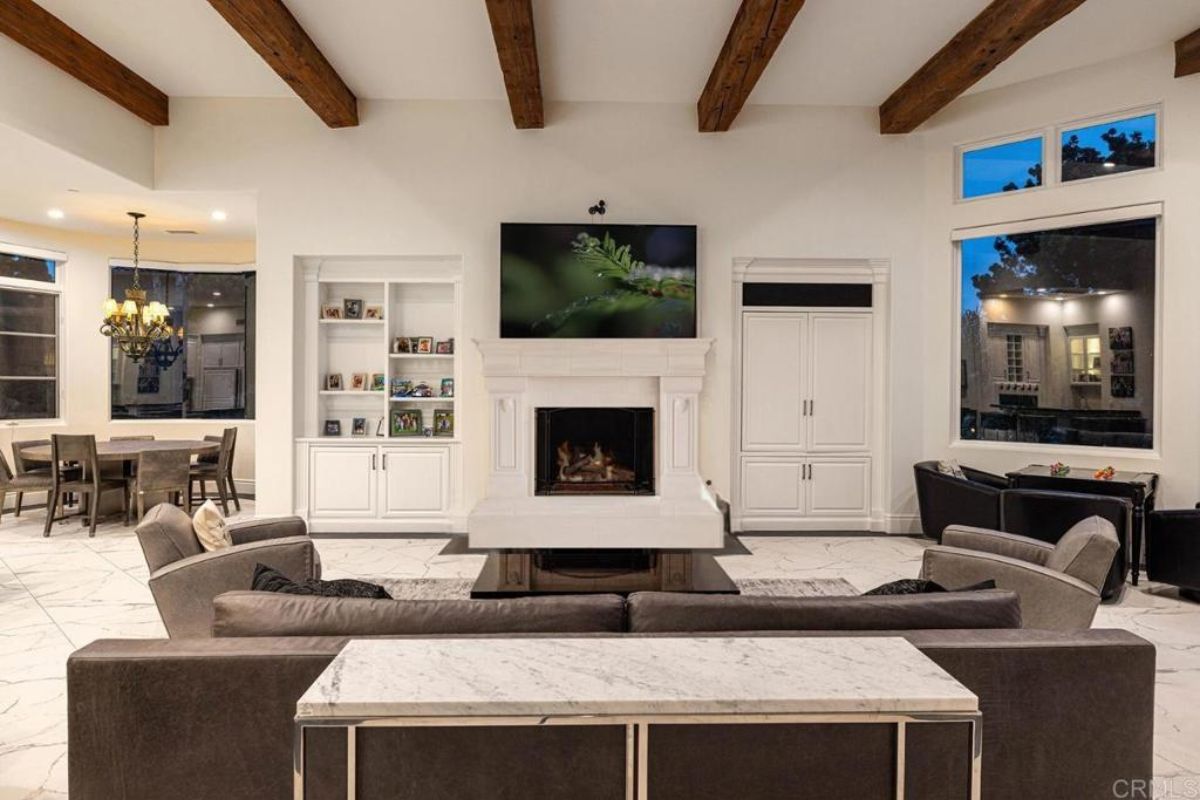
(698, 0), (807, 132)
(484, 0), (544, 129)
(1176, 27), (1200, 78)
(207, 0), (357, 128)
(0, 0), (168, 125)
(879, 0), (1088, 134)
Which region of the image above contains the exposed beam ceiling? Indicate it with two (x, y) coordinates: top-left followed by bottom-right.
(0, 0), (168, 125)
(206, 0), (358, 128)
(697, 0), (807, 132)
(1176, 27), (1200, 77)
(483, 0), (543, 129)
(879, 0), (1088, 134)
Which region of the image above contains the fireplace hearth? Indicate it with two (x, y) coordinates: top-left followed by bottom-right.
(535, 407), (654, 496)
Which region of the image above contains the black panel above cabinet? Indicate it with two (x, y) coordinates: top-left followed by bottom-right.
(742, 282), (872, 308)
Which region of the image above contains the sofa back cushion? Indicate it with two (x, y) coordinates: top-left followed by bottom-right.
(1045, 515), (1121, 590)
(212, 591), (626, 637)
(136, 503), (204, 573)
(627, 590), (1022, 633)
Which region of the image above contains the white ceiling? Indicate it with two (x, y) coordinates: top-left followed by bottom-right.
(30, 0), (1200, 106)
(0, 124), (255, 241)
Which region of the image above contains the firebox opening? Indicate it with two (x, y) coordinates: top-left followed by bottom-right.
(535, 407), (654, 496)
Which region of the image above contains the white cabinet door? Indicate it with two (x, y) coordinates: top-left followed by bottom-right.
(740, 458), (804, 515)
(807, 458), (871, 516)
(309, 447), (376, 518)
(808, 313), (871, 452)
(742, 313), (806, 450)
(380, 447), (449, 516)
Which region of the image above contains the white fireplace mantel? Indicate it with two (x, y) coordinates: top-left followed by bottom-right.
(468, 337), (723, 550)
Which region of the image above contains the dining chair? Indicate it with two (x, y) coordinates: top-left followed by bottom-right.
(44, 434), (128, 537)
(105, 435), (156, 483)
(10, 439), (53, 517)
(191, 428), (239, 514)
(128, 449), (192, 523)
(1, 451), (55, 525)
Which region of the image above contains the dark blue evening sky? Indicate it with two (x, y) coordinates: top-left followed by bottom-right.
(1061, 112), (1156, 156)
(961, 236), (1000, 314)
(961, 137), (1042, 198)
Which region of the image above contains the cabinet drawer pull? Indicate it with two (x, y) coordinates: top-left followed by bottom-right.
(383, 454), (388, 470)
(371, 454), (377, 471)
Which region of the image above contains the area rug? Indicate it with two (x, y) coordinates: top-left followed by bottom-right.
(379, 577), (857, 600)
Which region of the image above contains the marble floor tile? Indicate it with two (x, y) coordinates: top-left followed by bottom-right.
(0, 506), (1197, 797)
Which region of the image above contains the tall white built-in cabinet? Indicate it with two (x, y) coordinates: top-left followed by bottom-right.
(732, 259), (890, 532)
(295, 257), (464, 533)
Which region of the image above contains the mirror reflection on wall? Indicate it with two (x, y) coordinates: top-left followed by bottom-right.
(958, 217), (1155, 449)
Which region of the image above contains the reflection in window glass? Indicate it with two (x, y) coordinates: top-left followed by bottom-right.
(110, 267), (256, 420)
(1061, 112), (1156, 182)
(961, 136), (1043, 198)
(0, 287), (57, 420)
(0, 252), (56, 283)
(959, 218), (1156, 449)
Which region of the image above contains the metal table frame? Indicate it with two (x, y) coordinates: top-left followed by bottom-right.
(295, 710), (981, 800)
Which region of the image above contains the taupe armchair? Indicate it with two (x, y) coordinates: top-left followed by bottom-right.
(135, 503), (320, 638)
(921, 516), (1120, 631)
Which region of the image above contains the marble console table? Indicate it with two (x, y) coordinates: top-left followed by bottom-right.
(295, 637), (981, 799)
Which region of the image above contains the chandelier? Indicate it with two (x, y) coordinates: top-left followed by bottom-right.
(149, 330), (186, 369)
(101, 212), (176, 362)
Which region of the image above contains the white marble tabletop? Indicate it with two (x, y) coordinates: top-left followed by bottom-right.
(297, 637), (978, 720)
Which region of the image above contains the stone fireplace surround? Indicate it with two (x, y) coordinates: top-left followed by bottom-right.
(468, 338), (724, 549)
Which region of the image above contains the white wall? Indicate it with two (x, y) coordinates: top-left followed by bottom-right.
(918, 45), (1200, 510)
(0, 219), (257, 492)
(154, 98), (929, 520)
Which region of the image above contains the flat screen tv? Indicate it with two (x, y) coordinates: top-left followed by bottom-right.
(500, 223), (697, 338)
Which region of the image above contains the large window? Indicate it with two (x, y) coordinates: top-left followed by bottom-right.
(0, 247), (62, 421)
(959, 217), (1156, 449)
(110, 266), (256, 420)
(960, 136), (1043, 199)
(1061, 111), (1157, 183)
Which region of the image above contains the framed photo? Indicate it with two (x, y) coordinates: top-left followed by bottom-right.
(364, 305), (384, 320)
(325, 373), (343, 391)
(351, 373), (368, 391)
(393, 336), (411, 354)
(415, 336), (434, 354)
(351, 417), (367, 436)
(434, 409), (454, 437)
(343, 298), (363, 320)
(321, 304), (342, 320)
(1110, 351), (1134, 376)
(391, 378), (413, 397)
(323, 419), (342, 437)
(434, 338), (454, 354)
(1109, 326), (1133, 351)
(1111, 376), (1135, 398)
(371, 373), (386, 392)
(390, 409), (423, 437)
(440, 378), (454, 398)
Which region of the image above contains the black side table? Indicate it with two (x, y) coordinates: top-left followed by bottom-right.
(1147, 509), (1200, 601)
(1006, 465), (1158, 585)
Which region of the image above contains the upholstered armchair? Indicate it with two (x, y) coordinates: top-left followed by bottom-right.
(913, 461), (1007, 542)
(920, 516), (1120, 630)
(135, 503), (320, 638)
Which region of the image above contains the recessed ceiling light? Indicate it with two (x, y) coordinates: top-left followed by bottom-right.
(206, 303), (215, 308)
(1103, 161), (1116, 169)
(47, 208), (65, 219)
(212, 291), (222, 297)
(211, 209), (227, 222)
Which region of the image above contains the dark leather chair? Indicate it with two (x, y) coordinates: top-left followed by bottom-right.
(1001, 489), (1131, 600)
(1147, 506), (1200, 602)
(913, 461), (1006, 542)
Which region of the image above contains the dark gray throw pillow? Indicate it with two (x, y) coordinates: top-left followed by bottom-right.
(863, 578), (996, 596)
(252, 563), (392, 599)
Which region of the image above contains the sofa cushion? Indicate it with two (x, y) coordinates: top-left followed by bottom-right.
(627, 590), (1022, 633)
(212, 591), (627, 637)
(1044, 515), (1120, 589)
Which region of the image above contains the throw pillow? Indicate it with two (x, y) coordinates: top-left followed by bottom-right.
(936, 459), (967, 479)
(251, 563), (393, 599)
(862, 578), (947, 596)
(192, 500), (231, 552)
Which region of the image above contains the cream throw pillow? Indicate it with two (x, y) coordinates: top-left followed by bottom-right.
(193, 500), (231, 552)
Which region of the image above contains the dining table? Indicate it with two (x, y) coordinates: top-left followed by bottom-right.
(20, 439), (220, 464)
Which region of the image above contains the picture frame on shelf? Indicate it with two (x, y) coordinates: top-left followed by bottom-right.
(440, 378), (454, 398)
(391, 378), (413, 397)
(351, 417), (367, 436)
(364, 305), (384, 320)
(325, 373), (343, 391)
(351, 373), (368, 391)
(415, 336), (434, 354)
(371, 373), (386, 391)
(323, 420), (342, 437)
(391, 409), (423, 437)
(434, 409), (454, 437)
(321, 304), (342, 320)
(435, 338), (454, 354)
(343, 298), (364, 319)
(393, 337), (411, 354)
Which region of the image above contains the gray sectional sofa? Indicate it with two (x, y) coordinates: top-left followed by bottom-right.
(67, 588), (1155, 800)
